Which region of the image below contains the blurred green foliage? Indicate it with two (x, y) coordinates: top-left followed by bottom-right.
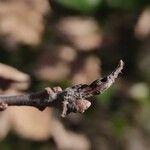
(58, 0), (102, 12)
(57, 0), (150, 13)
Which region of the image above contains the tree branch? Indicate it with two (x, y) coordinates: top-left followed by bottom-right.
(0, 60), (124, 117)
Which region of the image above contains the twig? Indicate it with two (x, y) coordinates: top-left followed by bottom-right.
(0, 60), (124, 117)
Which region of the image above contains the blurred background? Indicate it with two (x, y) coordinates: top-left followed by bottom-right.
(0, 0), (150, 149)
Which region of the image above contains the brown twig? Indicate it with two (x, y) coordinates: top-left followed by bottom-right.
(0, 60), (124, 117)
